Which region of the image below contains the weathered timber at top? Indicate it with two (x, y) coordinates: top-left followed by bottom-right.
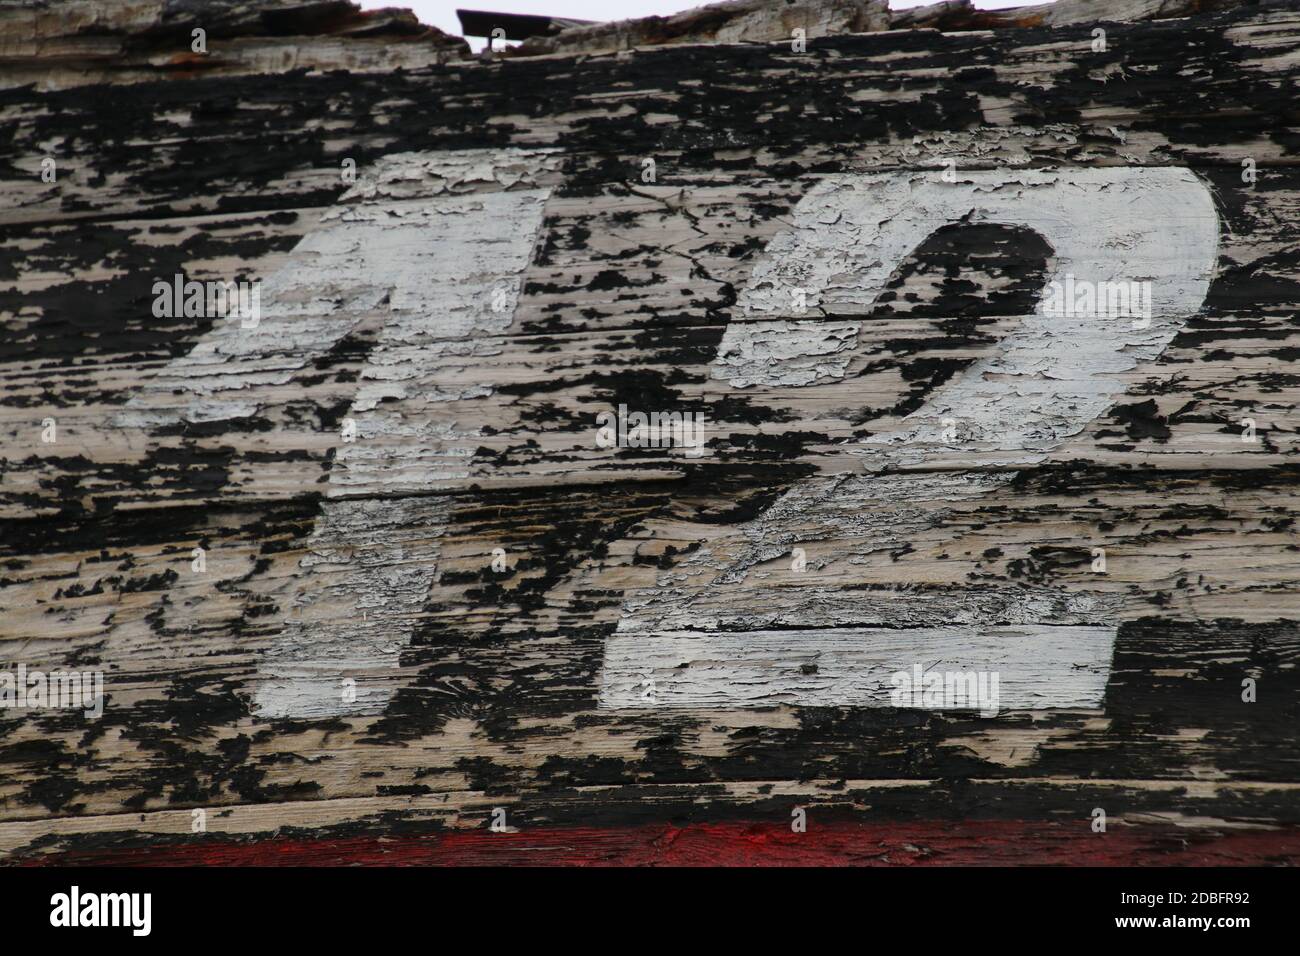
(509, 0), (1249, 56)
(0, 0), (469, 89)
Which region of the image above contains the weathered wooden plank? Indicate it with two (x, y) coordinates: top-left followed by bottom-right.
(509, 0), (891, 57)
(2, 476), (1296, 816)
(0, 0), (469, 91)
(599, 625), (1117, 710)
(2, 0), (1299, 865)
(4, 167), (1299, 517)
(3, 7), (1300, 228)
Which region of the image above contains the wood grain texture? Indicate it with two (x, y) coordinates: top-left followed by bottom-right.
(1, 0), (1299, 864)
(0, 0), (469, 90)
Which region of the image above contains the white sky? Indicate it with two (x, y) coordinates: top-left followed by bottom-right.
(361, 1), (1044, 49)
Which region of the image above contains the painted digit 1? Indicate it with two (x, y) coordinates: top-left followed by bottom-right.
(116, 149), (557, 718)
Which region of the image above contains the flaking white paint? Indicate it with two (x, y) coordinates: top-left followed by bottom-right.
(113, 148), (557, 719)
(601, 625), (1117, 711)
(603, 167), (1220, 712)
(254, 155), (553, 718)
(718, 168), (1219, 465)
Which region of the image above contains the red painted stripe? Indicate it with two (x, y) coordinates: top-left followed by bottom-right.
(17, 820), (1300, 867)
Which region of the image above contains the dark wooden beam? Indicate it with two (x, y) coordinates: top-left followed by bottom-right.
(456, 8), (597, 40)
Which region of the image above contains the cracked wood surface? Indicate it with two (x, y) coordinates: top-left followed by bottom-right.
(1, 0), (1300, 863)
(0, 0), (470, 90)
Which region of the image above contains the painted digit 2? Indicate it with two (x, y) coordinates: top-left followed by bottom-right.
(599, 168), (1220, 712)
